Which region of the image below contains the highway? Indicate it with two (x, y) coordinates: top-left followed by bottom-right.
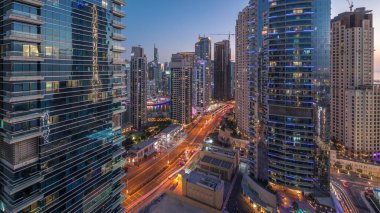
(122, 103), (234, 212)
(331, 179), (359, 213)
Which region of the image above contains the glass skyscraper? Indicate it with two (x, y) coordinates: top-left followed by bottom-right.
(265, 0), (330, 192)
(0, 0), (127, 211)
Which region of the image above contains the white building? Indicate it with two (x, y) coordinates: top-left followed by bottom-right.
(331, 8), (379, 154)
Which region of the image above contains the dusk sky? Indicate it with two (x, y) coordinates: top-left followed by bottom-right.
(124, 0), (380, 79)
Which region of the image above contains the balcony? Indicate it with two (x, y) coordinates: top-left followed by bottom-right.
(4, 90), (44, 103)
(4, 71), (44, 82)
(3, 128), (42, 144)
(112, 45), (126, 52)
(112, 172), (125, 184)
(112, 7), (126, 17)
(113, 70), (126, 77)
(112, 58), (125, 65)
(112, 83), (125, 90)
(112, 135), (125, 145)
(3, 51), (44, 62)
(3, 173), (43, 195)
(4, 10), (44, 25)
(112, 20), (126, 29)
(112, 159), (125, 171)
(112, 0), (127, 5)
(113, 106), (126, 115)
(17, 0), (43, 7)
(112, 183), (125, 196)
(3, 112), (43, 124)
(112, 33), (127, 41)
(113, 96), (127, 103)
(1, 192), (43, 213)
(5, 30), (42, 43)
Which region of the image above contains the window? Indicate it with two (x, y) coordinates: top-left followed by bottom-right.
(46, 81), (59, 92)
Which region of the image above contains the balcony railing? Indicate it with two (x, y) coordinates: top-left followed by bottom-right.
(112, 20), (126, 29)
(112, 7), (126, 17)
(112, 33), (127, 41)
(112, 45), (126, 52)
(113, 0), (127, 5)
(5, 30), (42, 43)
(5, 10), (44, 25)
(2, 51), (44, 62)
(3, 173), (43, 195)
(4, 71), (44, 81)
(4, 90), (44, 103)
(18, 0), (43, 7)
(112, 58), (125, 65)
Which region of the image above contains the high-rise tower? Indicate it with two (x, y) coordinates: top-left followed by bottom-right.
(194, 37), (211, 114)
(214, 40), (232, 101)
(131, 46), (147, 130)
(331, 8), (379, 154)
(171, 52), (194, 124)
(0, 0), (127, 211)
(265, 0), (331, 192)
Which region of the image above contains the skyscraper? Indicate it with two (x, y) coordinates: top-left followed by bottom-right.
(264, 0), (331, 192)
(0, 0), (127, 211)
(235, 7), (250, 135)
(214, 40), (232, 101)
(194, 36), (212, 114)
(131, 46), (147, 129)
(171, 52), (194, 124)
(331, 8), (379, 154)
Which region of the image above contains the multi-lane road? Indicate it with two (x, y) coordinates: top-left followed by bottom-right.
(121, 103), (234, 212)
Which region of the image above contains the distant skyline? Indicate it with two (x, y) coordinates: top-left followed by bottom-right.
(124, 0), (380, 79)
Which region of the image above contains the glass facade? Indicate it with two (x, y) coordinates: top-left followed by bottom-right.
(265, 0), (330, 192)
(0, 0), (127, 211)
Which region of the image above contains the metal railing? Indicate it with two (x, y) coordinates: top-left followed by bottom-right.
(6, 30), (42, 41)
(6, 10), (43, 22)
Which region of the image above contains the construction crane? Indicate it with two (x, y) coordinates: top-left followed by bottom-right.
(346, 0), (354, 12)
(209, 33), (236, 41)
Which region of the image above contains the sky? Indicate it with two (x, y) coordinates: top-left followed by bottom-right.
(124, 0), (380, 79)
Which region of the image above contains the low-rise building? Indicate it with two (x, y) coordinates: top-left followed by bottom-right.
(182, 169), (224, 210)
(157, 124), (184, 148)
(126, 137), (158, 164)
(198, 145), (238, 181)
(330, 149), (380, 178)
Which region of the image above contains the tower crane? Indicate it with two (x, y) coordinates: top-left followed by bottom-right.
(346, 0), (354, 12)
(209, 33), (236, 41)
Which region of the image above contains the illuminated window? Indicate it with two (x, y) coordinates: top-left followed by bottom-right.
(46, 81), (59, 92)
(294, 9), (303, 14)
(293, 61), (302, 66)
(45, 46), (53, 56)
(67, 80), (80, 88)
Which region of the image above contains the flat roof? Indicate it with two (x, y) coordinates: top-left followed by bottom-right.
(160, 124), (182, 135)
(202, 145), (236, 159)
(185, 170), (223, 191)
(200, 155), (233, 169)
(131, 137), (157, 150)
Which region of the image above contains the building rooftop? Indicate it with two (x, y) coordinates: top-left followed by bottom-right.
(200, 155), (233, 170)
(160, 124), (182, 135)
(131, 137), (157, 151)
(202, 145), (236, 159)
(185, 170), (223, 191)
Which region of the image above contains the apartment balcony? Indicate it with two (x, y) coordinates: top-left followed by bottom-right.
(17, 0), (43, 7)
(112, 183), (125, 196)
(112, 0), (126, 6)
(3, 128), (42, 144)
(1, 192), (43, 213)
(112, 159), (125, 171)
(5, 30), (42, 43)
(4, 90), (44, 103)
(3, 51), (44, 62)
(112, 33), (127, 41)
(4, 71), (44, 82)
(4, 10), (44, 25)
(3, 173), (43, 195)
(112, 20), (126, 29)
(112, 96), (127, 103)
(112, 135), (124, 146)
(111, 45), (126, 52)
(112, 58), (125, 65)
(113, 106), (126, 115)
(112, 7), (126, 17)
(112, 172), (125, 185)
(112, 83), (125, 90)
(3, 111), (43, 124)
(113, 70), (126, 77)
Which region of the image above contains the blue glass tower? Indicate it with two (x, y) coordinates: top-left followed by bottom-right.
(265, 0), (330, 192)
(0, 0), (127, 211)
